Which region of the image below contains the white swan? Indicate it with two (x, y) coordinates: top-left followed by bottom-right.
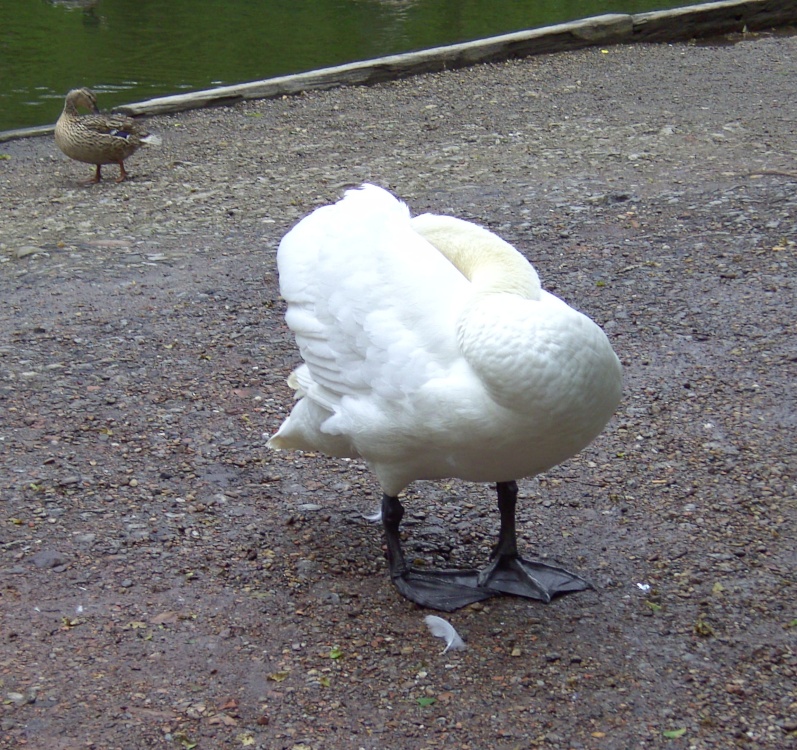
(269, 184), (622, 611)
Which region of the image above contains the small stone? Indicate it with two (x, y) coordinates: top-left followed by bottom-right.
(30, 550), (69, 569)
(296, 559), (317, 575)
(13, 246), (42, 259)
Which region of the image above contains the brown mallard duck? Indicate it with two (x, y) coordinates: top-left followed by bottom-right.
(54, 88), (161, 183)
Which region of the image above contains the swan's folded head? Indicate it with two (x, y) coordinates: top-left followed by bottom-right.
(411, 213), (541, 300)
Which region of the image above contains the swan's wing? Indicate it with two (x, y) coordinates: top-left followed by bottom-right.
(276, 185), (469, 416)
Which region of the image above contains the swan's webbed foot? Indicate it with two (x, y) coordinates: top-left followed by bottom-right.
(479, 481), (592, 601)
(476, 554), (592, 602)
(381, 485), (591, 612)
(381, 493), (496, 611)
(391, 568), (495, 612)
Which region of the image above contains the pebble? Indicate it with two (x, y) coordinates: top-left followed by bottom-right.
(13, 246), (43, 259)
(29, 550), (69, 569)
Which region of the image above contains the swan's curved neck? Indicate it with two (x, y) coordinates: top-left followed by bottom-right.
(411, 214), (540, 299)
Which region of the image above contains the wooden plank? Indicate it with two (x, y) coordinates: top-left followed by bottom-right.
(632, 0), (797, 41)
(0, 124), (54, 143)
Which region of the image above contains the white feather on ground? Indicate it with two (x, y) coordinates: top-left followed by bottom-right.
(424, 615), (466, 653)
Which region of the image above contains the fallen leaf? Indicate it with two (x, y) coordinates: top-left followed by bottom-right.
(694, 618), (714, 637)
(174, 732), (197, 750)
(663, 727), (687, 739)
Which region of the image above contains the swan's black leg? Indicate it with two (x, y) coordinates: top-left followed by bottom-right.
(381, 493), (495, 612)
(381, 493), (409, 577)
(494, 480), (521, 558)
(476, 481), (593, 600)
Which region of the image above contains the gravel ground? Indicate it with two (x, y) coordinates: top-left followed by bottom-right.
(1, 31), (796, 750)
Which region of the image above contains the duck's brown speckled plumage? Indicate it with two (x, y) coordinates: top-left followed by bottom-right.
(54, 88), (161, 183)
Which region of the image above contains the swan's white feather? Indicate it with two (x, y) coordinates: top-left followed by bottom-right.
(424, 614), (466, 653)
(269, 184), (622, 496)
(277, 187), (466, 403)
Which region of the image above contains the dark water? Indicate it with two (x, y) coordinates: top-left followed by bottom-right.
(1, 0), (704, 133)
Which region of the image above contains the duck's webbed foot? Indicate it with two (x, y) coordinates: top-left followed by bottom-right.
(476, 554), (592, 602)
(82, 165), (102, 185)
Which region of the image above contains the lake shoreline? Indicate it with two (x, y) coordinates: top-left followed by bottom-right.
(2, 0), (796, 143)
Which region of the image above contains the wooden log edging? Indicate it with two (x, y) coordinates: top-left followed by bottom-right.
(1, 0), (795, 142)
(0, 124), (55, 143)
(632, 0), (797, 41)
